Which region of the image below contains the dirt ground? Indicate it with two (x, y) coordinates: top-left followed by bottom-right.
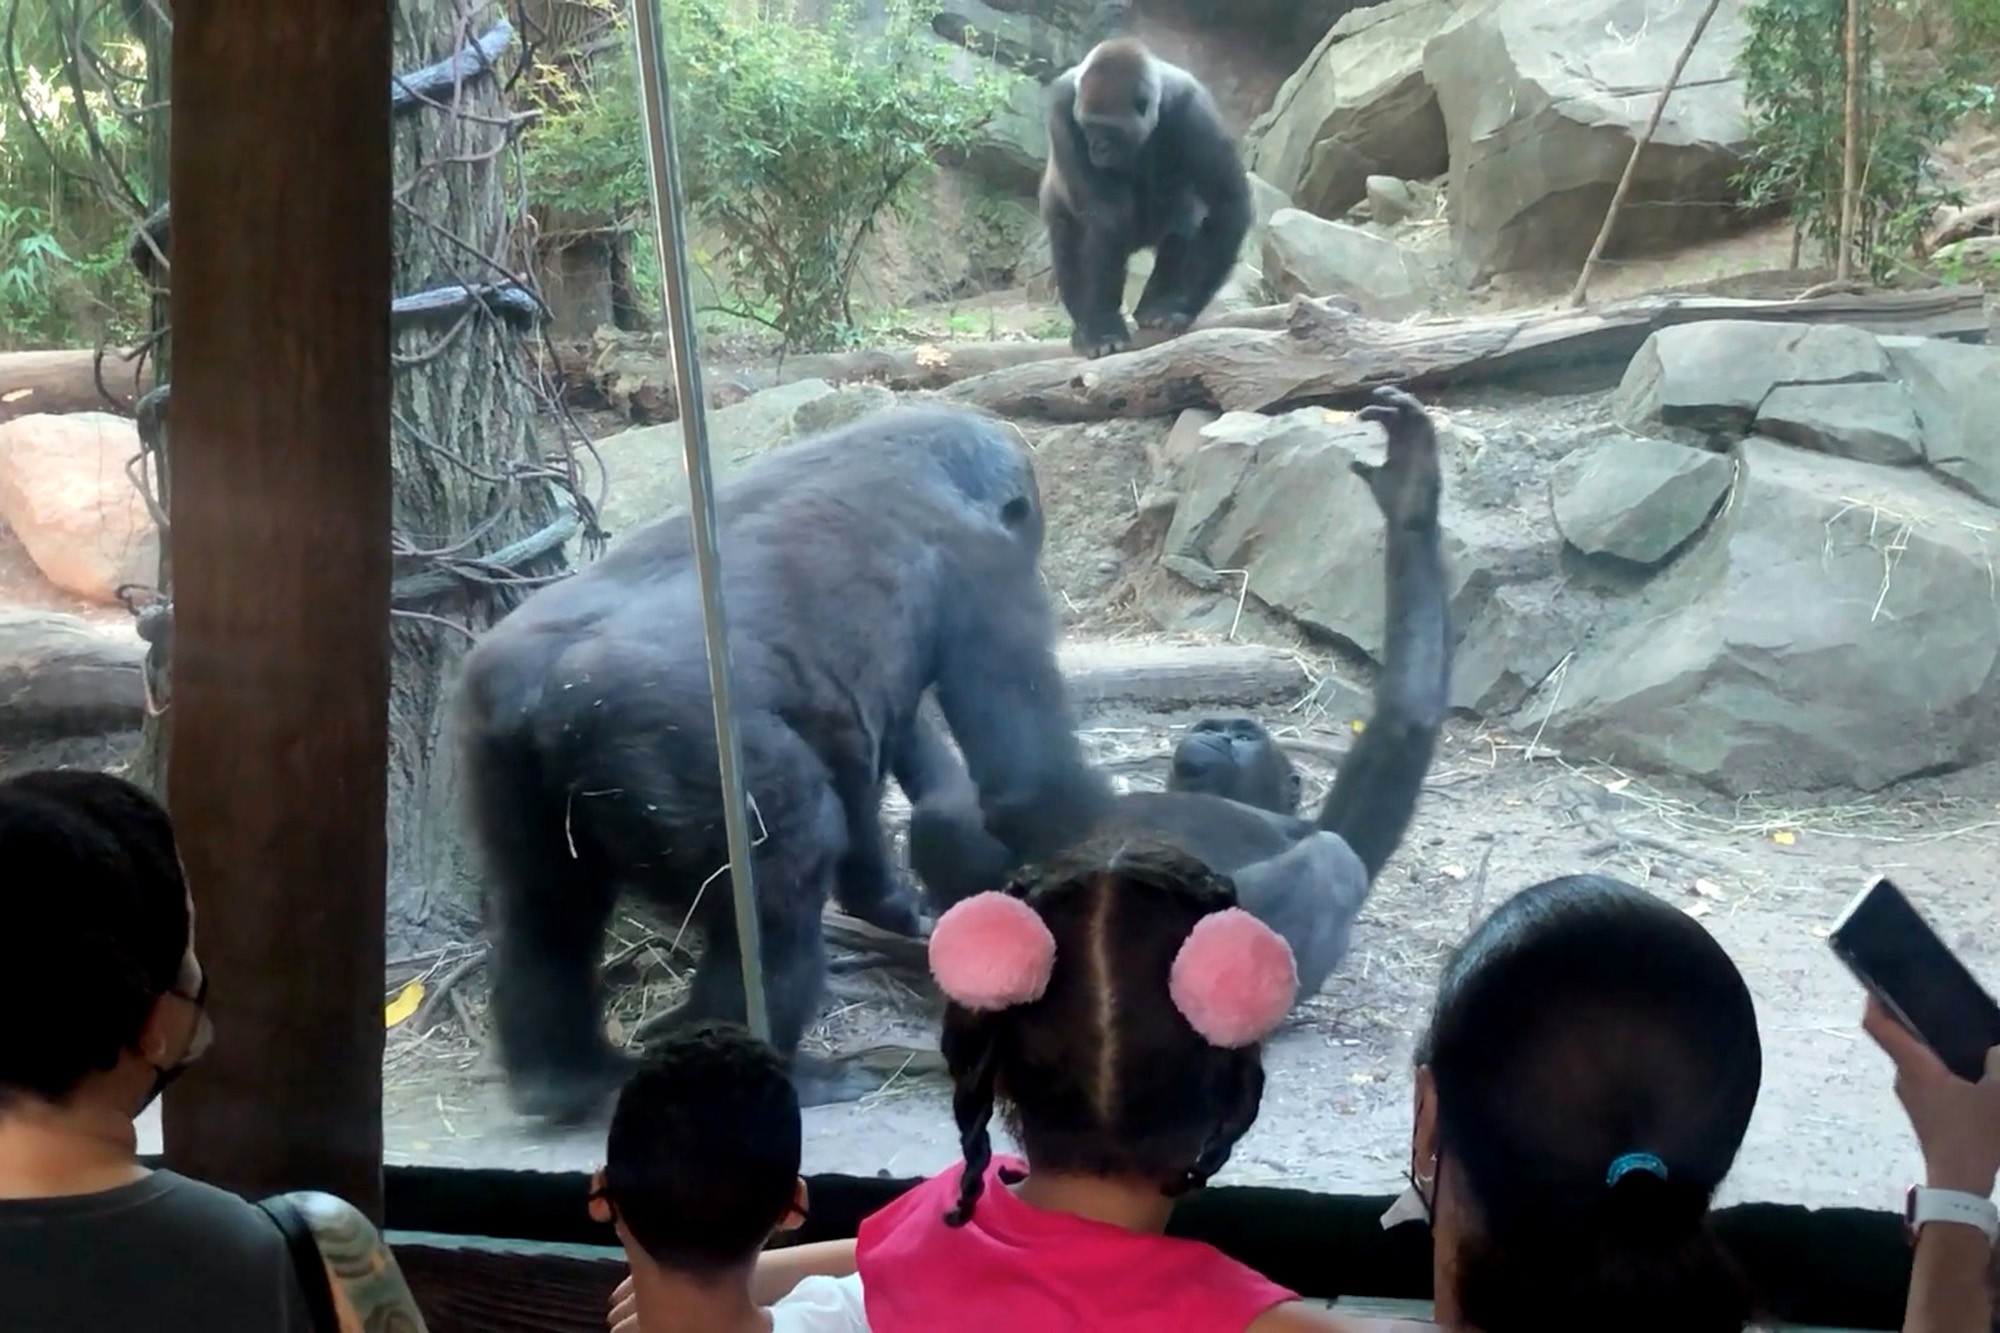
(344, 374), (2000, 1215)
(349, 709), (2000, 1213)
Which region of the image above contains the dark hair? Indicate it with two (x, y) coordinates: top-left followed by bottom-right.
(602, 1023), (802, 1276)
(940, 835), (1266, 1226)
(1416, 874), (1762, 1333)
(0, 770), (191, 1105)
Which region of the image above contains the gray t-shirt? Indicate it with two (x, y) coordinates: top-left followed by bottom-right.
(0, 1169), (316, 1333)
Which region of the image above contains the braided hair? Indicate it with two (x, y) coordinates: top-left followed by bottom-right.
(938, 835), (1269, 1226)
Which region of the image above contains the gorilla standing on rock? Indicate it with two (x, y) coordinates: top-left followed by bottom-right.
(1040, 37), (1253, 358)
(454, 408), (1106, 1124)
(910, 387), (1453, 999)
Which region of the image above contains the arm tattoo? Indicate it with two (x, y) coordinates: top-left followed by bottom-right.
(289, 1190), (428, 1333)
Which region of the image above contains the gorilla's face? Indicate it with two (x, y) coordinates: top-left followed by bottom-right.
(1075, 68), (1160, 174)
(1169, 717), (1301, 815)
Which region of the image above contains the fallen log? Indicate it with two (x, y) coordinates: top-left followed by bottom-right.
(548, 302), (1321, 423)
(1059, 640), (1311, 711)
(0, 610), (146, 742)
(1931, 198), (2000, 250)
(941, 285), (1993, 422)
(0, 349), (155, 425)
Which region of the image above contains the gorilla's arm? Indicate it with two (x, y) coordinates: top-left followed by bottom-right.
(1228, 831), (1369, 998)
(1146, 81), (1251, 328)
(1313, 388), (1451, 881)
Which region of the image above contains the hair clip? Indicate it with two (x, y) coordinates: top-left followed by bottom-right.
(1606, 1151), (1668, 1186)
(1169, 908), (1297, 1048)
(929, 891), (1056, 1012)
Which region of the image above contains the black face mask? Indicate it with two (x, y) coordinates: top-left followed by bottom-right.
(139, 972), (209, 1114)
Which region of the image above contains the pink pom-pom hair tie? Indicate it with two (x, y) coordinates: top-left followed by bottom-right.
(1168, 908), (1298, 1048)
(929, 891), (1057, 1012)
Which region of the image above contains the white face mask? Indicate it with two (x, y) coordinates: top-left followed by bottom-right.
(1379, 1179), (1431, 1230)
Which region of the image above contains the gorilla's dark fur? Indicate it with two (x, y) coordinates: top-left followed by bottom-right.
(455, 408), (1101, 1124)
(909, 387), (1452, 1000)
(1041, 37), (1252, 358)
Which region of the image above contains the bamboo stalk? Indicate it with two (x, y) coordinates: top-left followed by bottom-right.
(1837, 0), (1863, 281)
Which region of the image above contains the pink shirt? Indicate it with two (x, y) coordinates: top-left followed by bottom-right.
(856, 1156), (1298, 1332)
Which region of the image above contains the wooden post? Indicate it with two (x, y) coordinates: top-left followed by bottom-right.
(159, 2), (394, 1218)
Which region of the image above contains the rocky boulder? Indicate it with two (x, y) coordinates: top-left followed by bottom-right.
(1247, 0), (1465, 220)
(1879, 337), (2000, 503)
(1159, 407), (1551, 661)
(1261, 209), (1430, 318)
(1541, 437), (2000, 794)
(0, 411), (159, 605)
(1549, 437), (1734, 566)
(1423, 0), (1753, 280)
(1614, 323), (2000, 497)
(958, 70), (1048, 196)
(586, 380), (897, 545)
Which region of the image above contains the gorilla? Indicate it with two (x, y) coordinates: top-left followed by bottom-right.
(455, 408), (1104, 1123)
(908, 386), (1451, 999)
(1040, 36), (1253, 358)
(1168, 716), (1303, 815)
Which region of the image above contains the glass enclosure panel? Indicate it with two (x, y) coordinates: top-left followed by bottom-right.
(6, 0), (1997, 1215)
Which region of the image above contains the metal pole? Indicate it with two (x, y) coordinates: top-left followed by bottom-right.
(627, 0), (770, 1041)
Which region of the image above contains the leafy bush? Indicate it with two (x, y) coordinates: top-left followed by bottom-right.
(523, 0), (1008, 350)
(0, 16), (153, 349)
(1736, 0), (1995, 282)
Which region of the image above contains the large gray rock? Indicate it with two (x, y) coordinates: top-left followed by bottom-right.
(959, 71), (1048, 196)
(1424, 0), (1753, 280)
(1451, 583), (1571, 714)
(1550, 438), (1734, 566)
(1613, 321), (1894, 435)
(586, 380), (896, 544)
(1160, 408), (1511, 659)
(1754, 381), (1924, 467)
(1541, 437), (2000, 794)
(1880, 337), (2000, 504)
(1247, 0), (1466, 219)
(1261, 209), (1430, 318)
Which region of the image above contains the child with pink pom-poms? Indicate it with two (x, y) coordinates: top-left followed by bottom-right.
(851, 835), (1376, 1333)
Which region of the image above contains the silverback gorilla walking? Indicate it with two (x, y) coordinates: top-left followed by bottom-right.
(909, 387), (1452, 999)
(455, 409), (1105, 1124)
(1040, 37), (1253, 358)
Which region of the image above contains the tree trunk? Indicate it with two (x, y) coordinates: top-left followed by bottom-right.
(386, 0), (565, 951)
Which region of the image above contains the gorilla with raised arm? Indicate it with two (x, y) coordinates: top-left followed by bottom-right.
(455, 408), (1103, 1124)
(909, 386), (1452, 1000)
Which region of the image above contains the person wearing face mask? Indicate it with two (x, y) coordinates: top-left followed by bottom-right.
(0, 769), (425, 1333)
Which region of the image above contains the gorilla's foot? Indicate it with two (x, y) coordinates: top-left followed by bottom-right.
(838, 880), (926, 938)
(507, 1052), (634, 1126)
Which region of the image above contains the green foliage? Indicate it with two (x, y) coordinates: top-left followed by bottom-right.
(522, 0), (1009, 350)
(0, 12), (153, 349)
(1735, 0), (1995, 282)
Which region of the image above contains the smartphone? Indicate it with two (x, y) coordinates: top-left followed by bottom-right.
(1829, 875), (2000, 1083)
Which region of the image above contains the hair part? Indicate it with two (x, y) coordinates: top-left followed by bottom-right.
(603, 1024), (802, 1277)
(939, 836), (1266, 1226)
(1419, 874), (1762, 1333)
(0, 771), (190, 1108)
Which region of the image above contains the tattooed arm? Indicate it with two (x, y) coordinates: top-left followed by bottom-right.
(289, 1190), (428, 1333)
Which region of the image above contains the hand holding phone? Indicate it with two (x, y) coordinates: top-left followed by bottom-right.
(1830, 876), (2000, 1085)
